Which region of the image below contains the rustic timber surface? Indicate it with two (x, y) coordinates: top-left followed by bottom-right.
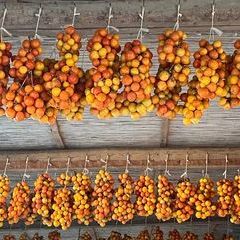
(0, 148), (239, 170)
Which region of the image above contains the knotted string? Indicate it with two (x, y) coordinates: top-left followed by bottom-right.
(22, 156), (30, 181)
(164, 153), (171, 176)
(106, 3), (119, 33)
(204, 152), (209, 177)
(71, 3), (80, 27)
(209, 0), (222, 42)
(82, 154), (90, 175)
(181, 153), (189, 178)
(100, 154), (109, 171)
(222, 154), (228, 179)
(45, 156), (52, 174)
(34, 4), (43, 40)
(0, 6), (12, 42)
(144, 154), (152, 176)
(125, 153), (131, 174)
(136, 3), (149, 41)
(3, 156), (10, 177)
(173, 0), (182, 30)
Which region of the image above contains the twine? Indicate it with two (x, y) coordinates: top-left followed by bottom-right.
(136, 5), (149, 41)
(0, 6), (12, 42)
(82, 154), (90, 175)
(100, 154), (109, 171)
(125, 153), (131, 174)
(173, 0), (182, 31)
(22, 156), (30, 181)
(106, 3), (119, 33)
(164, 153), (171, 176)
(34, 5), (42, 39)
(209, 0), (223, 42)
(45, 156), (52, 174)
(222, 154), (228, 179)
(3, 156), (10, 177)
(181, 153), (189, 178)
(71, 3), (80, 27)
(144, 154), (152, 176)
(205, 152), (209, 177)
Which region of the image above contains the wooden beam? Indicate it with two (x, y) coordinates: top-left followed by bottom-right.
(160, 119), (170, 147)
(49, 120), (65, 149)
(0, 147), (239, 170)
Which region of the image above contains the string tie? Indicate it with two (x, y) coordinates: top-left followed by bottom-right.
(164, 153), (171, 176)
(222, 154), (228, 179)
(144, 154), (152, 176)
(106, 3), (119, 33)
(3, 156), (10, 177)
(34, 4), (43, 40)
(22, 156), (30, 181)
(125, 153), (131, 174)
(181, 153), (189, 178)
(82, 154), (89, 175)
(137, 5), (149, 41)
(209, 0), (222, 42)
(173, 0), (182, 30)
(0, 6), (12, 42)
(72, 3), (80, 27)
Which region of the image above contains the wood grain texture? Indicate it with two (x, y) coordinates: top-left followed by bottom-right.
(0, 147), (239, 170)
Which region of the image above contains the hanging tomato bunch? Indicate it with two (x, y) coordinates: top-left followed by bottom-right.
(155, 29), (190, 119)
(86, 28), (121, 119)
(119, 40), (155, 120)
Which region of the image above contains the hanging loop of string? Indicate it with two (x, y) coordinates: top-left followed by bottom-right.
(181, 153), (189, 178)
(106, 3), (119, 33)
(125, 153), (131, 174)
(34, 4), (42, 39)
(0, 6), (12, 42)
(204, 152), (209, 177)
(223, 154), (228, 179)
(136, 3), (149, 41)
(71, 2), (80, 27)
(45, 156), (52, 174)
(173, 0), (182, 31)
(209, 0), (222, 42)
(3, 156), (10, 177)
(237, 169), (240, 176)
(22, 156), (30, 181)
(164, 153), (171, 176)
(100, 154), (109, 171)
(82, 154), (90, 175)
(144, 154), (152, 176)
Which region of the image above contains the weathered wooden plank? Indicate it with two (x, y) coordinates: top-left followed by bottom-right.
(49, 120), (65, 148)
(0, 147), (239, 170)
(160, 119), (170, 147)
